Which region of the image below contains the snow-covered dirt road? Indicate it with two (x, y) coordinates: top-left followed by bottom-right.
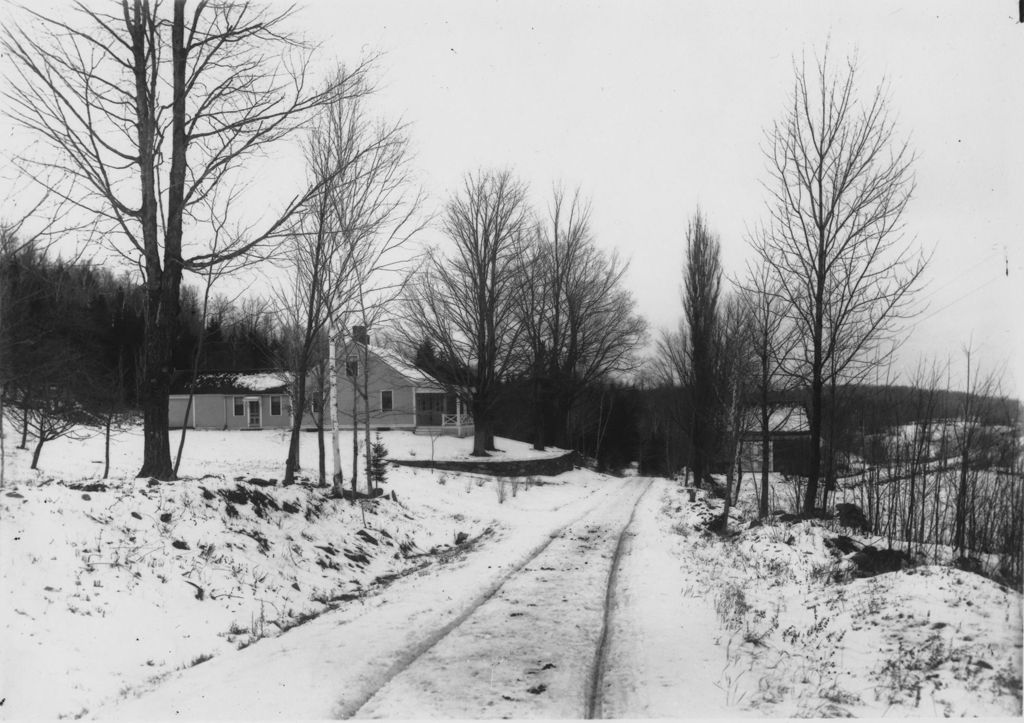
(598, 479), (746, 718)
(93, 476), (655, 719)
(354, 477), (654, 718)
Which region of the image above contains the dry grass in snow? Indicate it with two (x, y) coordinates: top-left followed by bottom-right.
(663, 483), (1023, 717)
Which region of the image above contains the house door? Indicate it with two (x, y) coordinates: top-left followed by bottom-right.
(246, 399), (261, 429)
(415, 393), (446, 426)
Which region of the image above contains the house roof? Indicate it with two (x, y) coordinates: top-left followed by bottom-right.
(744, 404), (810, 435)
(367, 346), (446, 391)
(170, 371), (291, 396)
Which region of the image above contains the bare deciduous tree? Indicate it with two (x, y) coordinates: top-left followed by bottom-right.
(754, 51), (926, 512)
(2, 2), (368, 479)
(737, 258), (799, 518)
(517, 187), (646, 451)
(278, 66), (422, 491)
(713, 293), (757, 532)
(397, 170), (530, 457)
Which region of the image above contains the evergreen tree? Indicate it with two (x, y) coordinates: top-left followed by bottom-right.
(370, 432), (389, 489)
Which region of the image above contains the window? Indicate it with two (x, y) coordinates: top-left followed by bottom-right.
(233, 396), (244, 416)
(270, 396), (282, 416)
(345, 358), (358, 378)
(380, 390), (393, 412)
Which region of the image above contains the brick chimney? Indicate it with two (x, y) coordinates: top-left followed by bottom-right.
(351, 325), (369, 345)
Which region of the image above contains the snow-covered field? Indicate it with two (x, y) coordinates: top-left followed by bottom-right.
(1, 421), (1021, 719)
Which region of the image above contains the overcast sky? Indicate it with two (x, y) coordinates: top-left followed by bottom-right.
(297, 1), (1023, 393)
(286, 0), (1022, 393)
(3, 1), (1021, 394)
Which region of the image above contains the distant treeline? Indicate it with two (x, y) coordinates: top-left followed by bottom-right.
(492, 380), (1021, 477)
(0, 244), (281, 408)
(828, 383), (1019, 432)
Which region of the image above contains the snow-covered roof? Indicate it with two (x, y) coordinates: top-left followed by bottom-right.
(744, 404), (810, 435)
(368, 346), (445, 391)
(768, 405), (808, 433)
(234, 373), (290, 392)
(170, 371), (291, 396)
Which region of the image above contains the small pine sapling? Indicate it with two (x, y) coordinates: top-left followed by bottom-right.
(370, 432), (389, 489)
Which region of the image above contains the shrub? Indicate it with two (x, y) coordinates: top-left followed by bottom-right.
(189, 653), (213, 667)
(714, 582), (750, 630)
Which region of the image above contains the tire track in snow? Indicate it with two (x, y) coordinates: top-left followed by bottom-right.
(335, 476), (634, 719)
(585, 476), (655, 719)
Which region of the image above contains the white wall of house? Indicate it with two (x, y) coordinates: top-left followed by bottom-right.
(168, 393), (291, 430)
(334, 349), (422, 429)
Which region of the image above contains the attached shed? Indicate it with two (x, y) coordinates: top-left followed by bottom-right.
(169, 371), (293, 430)
(740, 404), (812, 475)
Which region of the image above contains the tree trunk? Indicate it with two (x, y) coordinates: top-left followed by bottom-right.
(30, 434), (45, 470)
(759, 361), (771, 519)
(690, 405), (703, 488)
(19, 384), (30, 449)
(328, 320), (341, 489)
(805, 372), (824, 514)
(103, 413), (112, 479)
(316, 411), (326, 487)
(362, 342), (372, 493)
(531, 377), (545, 451)
(137, 2), (185, 481)
(174, 269), (214, 477)
(803, 237), (827, 515)
(471, 397), (489, 456)
(173, 381), (196, 477)
(822, 378), (838, 513)
(594, 389), (614, 471)
(283, 374), (307, 485)
(0, 387), (6, 487)
(350, 368), (359, 493)
(137, 312), (176, 480)
(954, 450), (969, 554)
(0, 280), (5, 485)
(549, 391), (572, 450)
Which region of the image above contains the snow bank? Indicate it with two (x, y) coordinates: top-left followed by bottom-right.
(389, 431), (568, 462)
(658, 483), (1023, 717)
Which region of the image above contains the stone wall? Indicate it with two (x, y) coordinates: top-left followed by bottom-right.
(389, 451), (576, 477)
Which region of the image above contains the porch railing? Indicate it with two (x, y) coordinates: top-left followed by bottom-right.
(441, 413), (473, 427)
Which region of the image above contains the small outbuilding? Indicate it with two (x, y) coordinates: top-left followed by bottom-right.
(169, 371), (292, 430)
(739, 404), (812, 475)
